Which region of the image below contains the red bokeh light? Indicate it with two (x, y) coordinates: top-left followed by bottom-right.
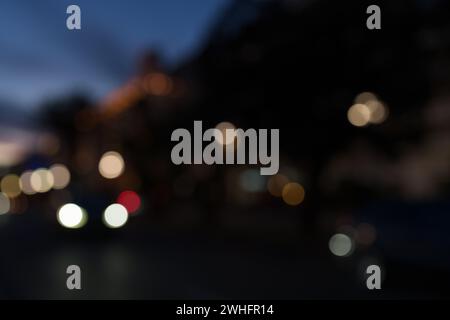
(117, 190), (141, 214)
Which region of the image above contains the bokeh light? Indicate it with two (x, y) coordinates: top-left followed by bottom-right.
(98, 151), (125, 179)
(352, 92), (388, 125)
(117, 191), (141, 214)
(103, 204), (128, 228)
(1, 174), (22, 198)
(354, 91), (377, 104)
(366, 100), (388, 124)
(215, 122), (237, 145)
(347, 103), (371, 127)
(30, 168), (54, 193)
(0, 142), (26, 167)
(329, 233), (353, 257)
(0, 193), (10, 215)
(145, 73), (173, 96)
(281, 182), (305, 206)
(57, 203), (87, 229)
(19, 170), (36, 195)
(50, 164), (71, 189)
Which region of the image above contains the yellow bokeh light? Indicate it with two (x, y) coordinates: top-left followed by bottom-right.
(354, 92), (377, 104)
(282, 182), (305, 206)
(347, 103), (371, 127)
(30, 168), (54, 193)
(50, 164), (71, 189)
(366, 100), (388, 124)
(1, 174), (21, 198)
(98, 151), (125, 179)
(352, 92), (388, 125)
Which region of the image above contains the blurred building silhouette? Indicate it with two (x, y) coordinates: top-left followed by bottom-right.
(2, 0), (450, 298)
(18, 0), (450, 242)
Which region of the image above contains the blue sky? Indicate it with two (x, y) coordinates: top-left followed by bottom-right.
(0, 0), (229, 109)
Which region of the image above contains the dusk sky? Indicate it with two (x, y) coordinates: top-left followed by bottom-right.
(0, 0), (229, 109)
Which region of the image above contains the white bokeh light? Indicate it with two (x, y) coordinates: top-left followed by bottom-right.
(103, 204), (128, 228)
(329, 233), (353, 257)
(215, 122), (237, 145)
(31, 168), (54, 193)
(57, 203), (86, 229)
(0, 193), (10, 215)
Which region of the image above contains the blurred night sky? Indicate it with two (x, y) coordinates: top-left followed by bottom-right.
(0, 0), (229, 108)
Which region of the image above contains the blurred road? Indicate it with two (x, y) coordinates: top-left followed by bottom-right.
(1, 211), (446, 299)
